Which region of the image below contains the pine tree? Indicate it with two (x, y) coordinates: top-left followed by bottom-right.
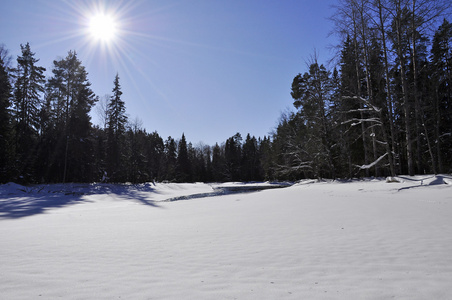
(291, 61), (335, 178)
(42, 51), (97, 182)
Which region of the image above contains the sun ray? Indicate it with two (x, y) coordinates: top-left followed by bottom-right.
(36, 0), (212, 115)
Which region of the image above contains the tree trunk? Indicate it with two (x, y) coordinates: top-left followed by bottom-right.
(352, 12), (370, 177)
(410, 0), (436, 174)
(395, 1), (415, 176)
(376, 0), (396, 176)
(358, 2), (379, 176)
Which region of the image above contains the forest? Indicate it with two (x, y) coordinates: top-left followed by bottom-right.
(0, 0), (451, 184)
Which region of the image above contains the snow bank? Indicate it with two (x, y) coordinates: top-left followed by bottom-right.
(1, 175), (452, 299)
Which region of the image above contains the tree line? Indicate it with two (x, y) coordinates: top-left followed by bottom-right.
(0, 44), (271, 183)
(1, 0), (451, 183)
(276, 0), (451, 179)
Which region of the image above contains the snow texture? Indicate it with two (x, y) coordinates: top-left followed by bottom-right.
(1, 175), (452, 299)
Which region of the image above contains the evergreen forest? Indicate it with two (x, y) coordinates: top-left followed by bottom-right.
(1, 0), (451, 184)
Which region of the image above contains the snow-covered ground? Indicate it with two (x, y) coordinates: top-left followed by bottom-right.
(1, 175), (452, 299)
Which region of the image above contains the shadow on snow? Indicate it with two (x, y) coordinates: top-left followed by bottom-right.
(0, 182), (160, 219)
(0, 182), (295, 219)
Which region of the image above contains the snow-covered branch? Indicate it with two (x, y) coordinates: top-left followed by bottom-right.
(342, 96), (382, 113)
(355, 153), (388, 170)
(341, 118), (382, 126)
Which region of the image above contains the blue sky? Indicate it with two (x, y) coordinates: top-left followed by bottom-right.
(1, 0), (338, 145)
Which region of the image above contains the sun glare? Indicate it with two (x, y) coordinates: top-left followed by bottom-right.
(89, 14), (117, 42)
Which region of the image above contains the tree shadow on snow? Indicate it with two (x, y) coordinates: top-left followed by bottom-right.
(107, 184), (162, 208)
(0, 183), (161, 219)
(0, 191), (90, 219)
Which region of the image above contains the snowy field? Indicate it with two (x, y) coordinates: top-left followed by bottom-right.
(1, 175), (452, 299)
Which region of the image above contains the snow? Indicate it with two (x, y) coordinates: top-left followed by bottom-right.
(1, 175), (452, 299)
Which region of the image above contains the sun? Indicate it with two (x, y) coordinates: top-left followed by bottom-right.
(89, 13), (117, 42)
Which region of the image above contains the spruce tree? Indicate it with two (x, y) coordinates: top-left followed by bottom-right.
(211, 143), (225, 181)
(146, 131), (164, 181)
(106, 73), (127, 182)
(164, 136), (177, 181)
(176, 133), (191, 182)
(127, 119), (148, 183)
(0, 46), (13, 182)
(224, 133), (242, 181)
(272, 111), (312, 180)
(259, 136), (274, 180)
(12, 43), (46, 182)
(203, 145), (213, 182)
(430, 19), (452, 173)
(13, 43), (46, 134)
(242, 134), (260, 181)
